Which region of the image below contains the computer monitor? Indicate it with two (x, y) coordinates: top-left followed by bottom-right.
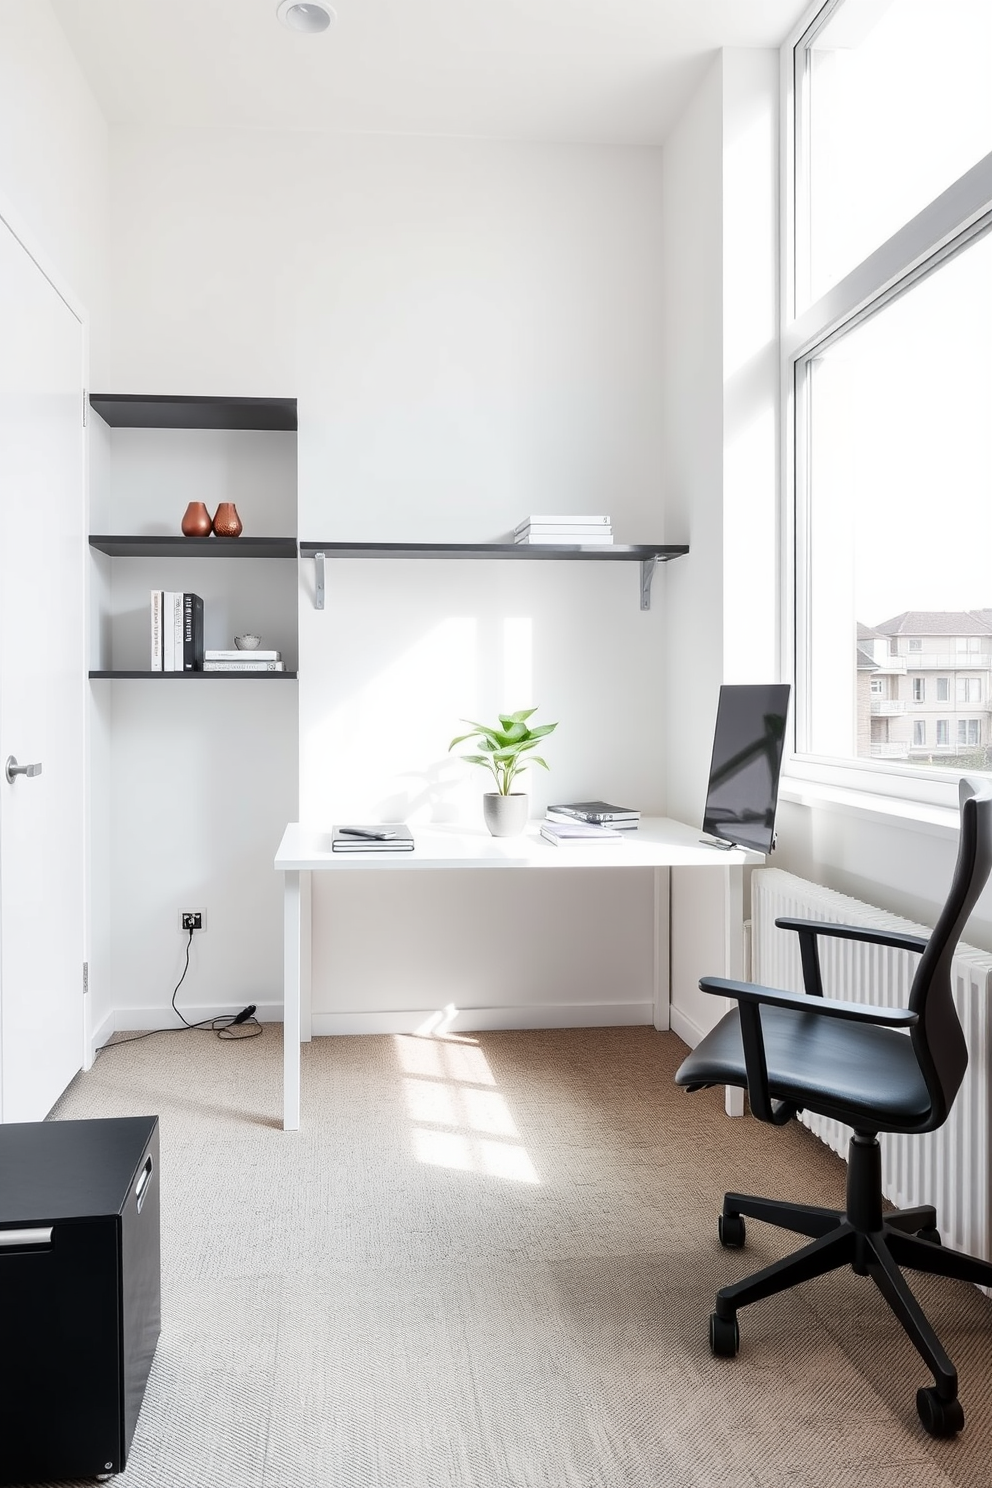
(701, 683), (791, 854)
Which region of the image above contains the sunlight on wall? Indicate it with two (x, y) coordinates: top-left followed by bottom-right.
(394, 1029), (540, 1185)
(305, 616), (477, 823)
(304, 610), (540, 825)
(502, 617), (533, 707)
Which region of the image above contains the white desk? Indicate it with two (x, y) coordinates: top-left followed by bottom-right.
(275, 818), (759, 1130)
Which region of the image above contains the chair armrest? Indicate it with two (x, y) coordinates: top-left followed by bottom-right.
(700, 976), (918, 1026)
(698, 976), (917, 1125)
(774, 917), (928, 956)
(772, 917), (927, 1001)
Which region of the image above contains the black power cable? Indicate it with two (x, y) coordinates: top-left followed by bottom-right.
(96, 928), (262, 1056)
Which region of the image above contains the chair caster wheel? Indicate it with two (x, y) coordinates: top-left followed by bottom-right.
(709, 1311), (739, 1357)
(917, 1386), (963, 1437)
(917, 1226), (942, 1246)
(718, 1213), (746, 1248)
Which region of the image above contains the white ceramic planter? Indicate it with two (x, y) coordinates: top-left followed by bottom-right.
(482, 792), (529, 837)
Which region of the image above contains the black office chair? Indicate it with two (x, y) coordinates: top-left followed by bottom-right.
(675, 777), (992, 1437)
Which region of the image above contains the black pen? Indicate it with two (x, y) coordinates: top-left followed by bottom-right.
(338, 827), (397, 840)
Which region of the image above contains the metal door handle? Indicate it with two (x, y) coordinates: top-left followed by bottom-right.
(5, 757), (42, 783)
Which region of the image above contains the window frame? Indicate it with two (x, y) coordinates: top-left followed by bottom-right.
(781, 1), (992, 812)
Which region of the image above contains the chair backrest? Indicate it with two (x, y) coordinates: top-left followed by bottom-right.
(909, 777), (992, 1130)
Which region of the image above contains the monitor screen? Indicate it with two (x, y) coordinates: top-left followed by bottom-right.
(701, 684), (791, 854)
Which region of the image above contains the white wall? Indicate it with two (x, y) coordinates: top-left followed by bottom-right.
(661, 50), (780, 1038)
(661, 56), (725, 833)
(0, 2), (107, 321)
(98, 127), (673, 1030)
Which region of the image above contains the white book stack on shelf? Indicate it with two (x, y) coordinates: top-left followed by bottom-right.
(202, 649), (285, 672)
(513, 515), (613, 545)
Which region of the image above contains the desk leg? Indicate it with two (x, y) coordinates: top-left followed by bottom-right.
(300, 869), (312, 1044)
(283, 869), (302, 1132)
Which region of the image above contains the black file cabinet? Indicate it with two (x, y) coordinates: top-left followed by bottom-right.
(0, 1115), (161, 1484)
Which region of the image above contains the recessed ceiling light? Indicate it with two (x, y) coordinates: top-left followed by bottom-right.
(276, 1), (336, 33)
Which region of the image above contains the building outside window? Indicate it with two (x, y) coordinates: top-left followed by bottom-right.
(788, 0), (992, 786)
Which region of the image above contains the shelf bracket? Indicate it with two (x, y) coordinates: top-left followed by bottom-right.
(640, 556), (659, 611)
(313, 551), (325, 611)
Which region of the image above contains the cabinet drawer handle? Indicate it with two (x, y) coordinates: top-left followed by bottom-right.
(0, 1227), (53, 1249)
(135, 1154), (153, 1211)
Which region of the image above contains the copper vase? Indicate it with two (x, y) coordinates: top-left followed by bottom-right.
(181, 501), (213, 537)
(212, 502), (243, 538)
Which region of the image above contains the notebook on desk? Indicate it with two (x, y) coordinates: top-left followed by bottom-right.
(331, 824), (415, 852)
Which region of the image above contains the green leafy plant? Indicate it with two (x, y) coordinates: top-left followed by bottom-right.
(448, 707), (558, 796)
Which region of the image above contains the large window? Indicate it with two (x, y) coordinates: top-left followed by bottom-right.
(796, 0), (992, 306)
(789, 0), (992, 789)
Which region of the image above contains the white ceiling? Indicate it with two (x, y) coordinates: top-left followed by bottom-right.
(49, 0), (812, 144)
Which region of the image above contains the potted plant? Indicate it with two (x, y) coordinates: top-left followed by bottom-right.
(449, 707), (558, 837)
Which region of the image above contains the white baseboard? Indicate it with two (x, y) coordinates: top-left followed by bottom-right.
(669, 1005), (706, 1049)
(96, 1001), (282, 1038)
(309, 1000), (654, 1038)
(87, 1000), (653, 1057)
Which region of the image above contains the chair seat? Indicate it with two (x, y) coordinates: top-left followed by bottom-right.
(675, 1005), (932, 1129)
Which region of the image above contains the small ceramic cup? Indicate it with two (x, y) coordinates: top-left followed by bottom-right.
(235, 634), (261, 650)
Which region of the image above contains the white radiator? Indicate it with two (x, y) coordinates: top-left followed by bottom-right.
(751, 868), (992, 1265)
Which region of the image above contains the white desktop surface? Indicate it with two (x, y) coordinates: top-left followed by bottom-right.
(275, 818), (759, 1130)
(275, 817), (755, 872)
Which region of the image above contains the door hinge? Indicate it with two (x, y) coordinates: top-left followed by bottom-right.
(82, 389), (88, 427)
(82, 961), (89, 995)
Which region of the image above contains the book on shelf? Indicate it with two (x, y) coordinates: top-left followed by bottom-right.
(514, 531), (614, 545)
(204, 648), (282, 662)
(150, 589), (163, 671)
(547, 801), (640, 824)
(331, 824), (415, 852)
(202, 659), (285, 671)
(514, 515), (611, 531)
(164, 591), (184, 671)
(539, 818), (623, 845)
(183, 593), (204, 671)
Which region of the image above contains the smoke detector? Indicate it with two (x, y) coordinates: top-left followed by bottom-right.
(276, 1), (336, 33)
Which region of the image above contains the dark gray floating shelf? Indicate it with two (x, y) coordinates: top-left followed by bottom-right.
(89, 670), (298, 680)
(298, 541), (689, 611)
(298, 541), (687, 560)
(89, 394), (297, 431)
(89, 536), (297, 558)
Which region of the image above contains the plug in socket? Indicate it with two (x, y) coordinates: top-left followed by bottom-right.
(180, 911), (205, 932)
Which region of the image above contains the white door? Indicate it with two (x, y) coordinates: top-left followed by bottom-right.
(0, 214), (86, 1122)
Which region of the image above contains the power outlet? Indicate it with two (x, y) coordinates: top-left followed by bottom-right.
(180, 910), (205, 932)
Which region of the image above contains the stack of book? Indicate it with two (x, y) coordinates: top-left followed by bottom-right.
(150, 591), (204, 672)
(547, 801), (640, 830)
(513, 515), (613, 545)
(202, 649), (285, 672)
(331, 824), (414, 853)
(540, 817), (622, 846)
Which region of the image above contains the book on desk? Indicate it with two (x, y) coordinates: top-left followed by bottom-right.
(331, 824), (414, 852)
(547, 801), (640, 828)
(540, 818), (623, 845)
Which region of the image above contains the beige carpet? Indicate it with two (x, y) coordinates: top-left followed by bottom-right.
(19, 1024), (992, 1487)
